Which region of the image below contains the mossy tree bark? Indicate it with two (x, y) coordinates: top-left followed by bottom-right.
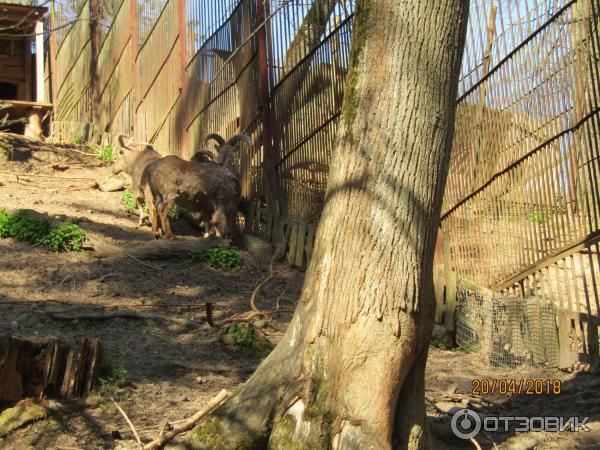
(183, 0), (469, 448)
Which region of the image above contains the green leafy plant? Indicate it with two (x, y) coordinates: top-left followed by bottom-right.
(122, 189), (145, 215)
(73, 133), (85, 145)
(122, 189), (181, 218)
(457, 338), (481, 353)
(90, 143), (115, 163)
(0, 208), (86, 251)
(227, 324), (256, 347)
(191, 247), (243, 270)
(97, 350), (128, 402)
(430, 328), (448, 350)
(168, 203), (184, 219)
(38, 222), (87, 251)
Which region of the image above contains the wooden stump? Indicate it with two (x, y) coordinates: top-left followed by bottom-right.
(0, 336), (102, 402)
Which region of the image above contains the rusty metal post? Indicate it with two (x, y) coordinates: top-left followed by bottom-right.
(89, 0), (101, 137)
(256, 0), (279, 211)
(129, 0), (138, 137)
(177, 0), (190, 158)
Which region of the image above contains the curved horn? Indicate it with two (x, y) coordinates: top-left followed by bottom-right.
(227, 134), (253, 148)
(191, 150), (215, 163)
(204, 133), (226, 147)
(129, 141), (155, 149)
(117, 134), (132, 149)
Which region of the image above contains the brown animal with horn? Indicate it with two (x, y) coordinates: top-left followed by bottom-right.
(112, 134), (162, 226)
(141, 133), (252, 240)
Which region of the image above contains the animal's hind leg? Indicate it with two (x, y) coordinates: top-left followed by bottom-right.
(136, 198), (148, 226)
(159, 201), (176, 240)
(144, 186), (161, 239)
(211, 208), (227, 238)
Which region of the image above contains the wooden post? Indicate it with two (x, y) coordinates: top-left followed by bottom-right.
(35, 20), (45, 102)
(177, 0), (190, 158)
(444, 270), (458, 347)
(256, 0), (280, 214)
(89, 0), (101, 136)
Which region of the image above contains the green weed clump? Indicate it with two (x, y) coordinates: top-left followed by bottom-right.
(0, 208), (86, 251)
(122, 189), (181, 218)
(191, 247), (243, 270)
(90, 143), (115, 163)
(122, 189), (144, 215)
(97, 350), (128, 402)
(227, 324), (256, 347)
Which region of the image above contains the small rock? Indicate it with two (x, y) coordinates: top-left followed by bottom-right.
(196, 376), (205, 384)
(97, 177), (126, 192)
(9, 320), (18, 331)
(434, 401), (462, 415)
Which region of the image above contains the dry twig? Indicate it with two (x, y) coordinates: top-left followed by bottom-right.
(143, 389), (231, 450)
(112, 398), (143, 449)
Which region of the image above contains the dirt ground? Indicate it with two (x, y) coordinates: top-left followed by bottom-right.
(1, 133), (599, 450)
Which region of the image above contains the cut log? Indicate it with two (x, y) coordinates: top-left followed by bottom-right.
(85, 234), (230, 260)
(0, 336), (102, 402)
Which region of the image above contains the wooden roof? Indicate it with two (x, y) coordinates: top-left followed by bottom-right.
(0, 3), (47, 35)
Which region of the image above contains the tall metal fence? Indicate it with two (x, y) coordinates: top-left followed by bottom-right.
(45, 0), (599, 367)
(439, 0), (600, 369)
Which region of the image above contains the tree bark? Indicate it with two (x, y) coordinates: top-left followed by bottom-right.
(181, 1), (469, 448)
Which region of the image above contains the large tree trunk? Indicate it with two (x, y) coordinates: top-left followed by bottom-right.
(182, 1), (469, 448)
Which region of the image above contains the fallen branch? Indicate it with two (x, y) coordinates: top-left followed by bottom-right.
(127, 253), (162, 270)
(0, 170), (94, 181)
(86, 234), (228, 260)
(112, 398), (143, 449)
(0, 179), (47, 189)
(49, 309), (199, 328)
(143, 389), (231, 450)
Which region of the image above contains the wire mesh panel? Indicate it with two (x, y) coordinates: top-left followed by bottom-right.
(456, 292), (559, 368)
(442, 0), (600, 296)
(273, 14), (352, 223)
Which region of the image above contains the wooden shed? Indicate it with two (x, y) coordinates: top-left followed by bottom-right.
(0, 2), (51, 137)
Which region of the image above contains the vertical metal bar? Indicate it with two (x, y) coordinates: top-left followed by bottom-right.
(89, 0), (101, 133)
(49, 1), (59, 108)
(129, 0), (138, 135)
(178, 0), (189, 158)
(257, 0), (279, 209)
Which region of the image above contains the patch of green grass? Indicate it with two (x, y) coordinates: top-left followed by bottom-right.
(122, 189), (182, 219)
(0, 209), (86, 251)
(122, 189), (145, 215)
(168, 203), (184, 219)
(457, 338), (481, 353)
(97, 350), (128, 402)
(191, 247), (242, 270)
(430, 329), (448, 350)
(90, 143), (115, 163)
(227, 324), (256, 347)
(73, 133), (85, 145)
